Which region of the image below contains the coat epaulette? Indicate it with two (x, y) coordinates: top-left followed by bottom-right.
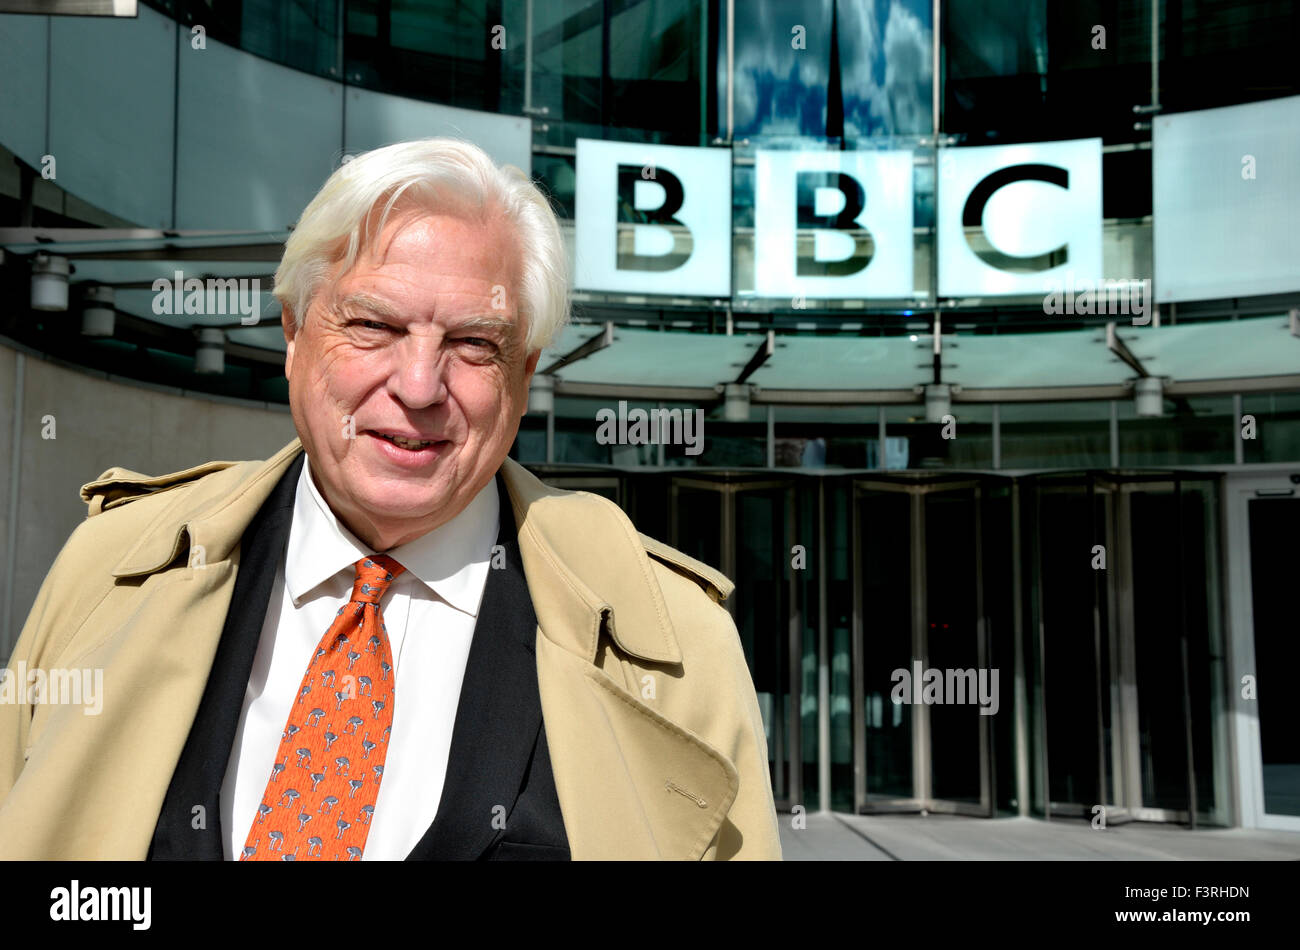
(637, 532), (735, 604)
(79, 459), (239, 517)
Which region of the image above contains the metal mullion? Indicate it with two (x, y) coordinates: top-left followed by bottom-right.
(1116, 484), (1144, 812)
(1012, 481), (1030, 818)
(786, 485), (801, 812)
(912, 488), (930, 806)
(1033, 479), (1050, 819)
(974, 483), (992, 815)
(1104, 486), (1127, 813)
(1090, 476), (1108, 811)
(817, 479), (830, 813)
(1177, 477), (1199, 828)
(850, 484), (867, 812)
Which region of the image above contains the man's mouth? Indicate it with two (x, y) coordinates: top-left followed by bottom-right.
(370, 431), (446, 451)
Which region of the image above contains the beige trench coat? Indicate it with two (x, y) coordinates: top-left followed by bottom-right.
(0, 438), (781, 860)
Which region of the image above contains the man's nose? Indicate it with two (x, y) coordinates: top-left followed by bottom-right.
(387, 336), (448, 408)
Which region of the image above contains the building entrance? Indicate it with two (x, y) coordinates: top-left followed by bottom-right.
(1021, 473), (1228, 826)
(849, 474), (1015, 817)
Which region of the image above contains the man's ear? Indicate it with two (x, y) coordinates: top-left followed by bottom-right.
(282, 303), (297, 378)
(521, 349), (542, 417)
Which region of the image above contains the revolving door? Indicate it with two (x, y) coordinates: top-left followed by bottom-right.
(1022, 472), (1229, 826)
(850, 474), (1016, 817)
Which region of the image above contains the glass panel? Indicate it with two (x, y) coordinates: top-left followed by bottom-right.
(1163, 2), (1300, 113)
(51, 8), (177, 229)
(239, 0), (341, 79)
(670, 483), (721, 568)
(882, 404), (995, 470)
(535, 0), (708, 148)
(945, 0), (1150, 147)
(609, 0), (708, 139)
(735, 487), (793, 803)
(511, 419), (547, 462)
(828, 479), (855, 810)
(1133, 491), (1190, 810)
(728, 0), (933, 140)
(774, 405), (879, 469)
(982, 481), (1018, 813)
(1037, 482), (1105, 807)
(1242, 392), (1300, 464)
(1117, 395), (1235, 467)
(925, 486), (983, 804)
(999, 401), (1112, 470)
(796, 480), (819, 806)
(1248, 496), (1300, 816)
(345, 0), (526, 113)
(175, 36), (340, 230)
(1184, 480), (1225, 824)
(858, 487), (913, 799)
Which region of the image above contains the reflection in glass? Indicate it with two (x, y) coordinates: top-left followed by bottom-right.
(859, 488), (913, 799)
(1248, 497), (1300, 816)
(725, 0), (933, 140)
(926, 488), (982, 804)
(735, 488), (794, 803)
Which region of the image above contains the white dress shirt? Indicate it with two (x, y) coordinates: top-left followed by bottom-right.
(220, 454), (499, 860)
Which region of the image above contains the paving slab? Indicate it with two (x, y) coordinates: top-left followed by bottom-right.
(778, 812), (1300, 861)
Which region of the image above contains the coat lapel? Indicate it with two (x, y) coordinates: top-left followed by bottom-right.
(2, 440), (305, 859)
(499, 458), (741, 860)
(148, 452), (304, 859)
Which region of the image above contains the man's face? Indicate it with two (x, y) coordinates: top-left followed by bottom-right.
(283, 209), (541, 551)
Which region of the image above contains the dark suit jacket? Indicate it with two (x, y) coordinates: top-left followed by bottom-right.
(148, 452), (569, 860)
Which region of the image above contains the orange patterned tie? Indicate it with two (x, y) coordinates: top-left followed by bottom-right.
(240, 555), (405, 861)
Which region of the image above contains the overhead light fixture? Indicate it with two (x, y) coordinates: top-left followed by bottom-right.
(194, 328), (226, 375)
(1134, 376), (1164, 417)
(723, 382), (751, 421)
(81, 285), (115, 337)
(31, 253), (70, 311)
(925, 383), (951, 422)
(528, 373), (555, 414)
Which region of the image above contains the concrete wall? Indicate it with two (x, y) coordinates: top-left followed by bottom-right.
(0, 338), (296, 657)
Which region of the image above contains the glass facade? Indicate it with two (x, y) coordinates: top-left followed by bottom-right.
(3, 0), (1296, 833)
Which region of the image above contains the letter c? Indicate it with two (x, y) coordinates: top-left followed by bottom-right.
(962, 163), (1069, 272)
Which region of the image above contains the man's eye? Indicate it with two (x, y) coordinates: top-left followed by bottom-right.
(459, 337), (494, 348)
(351, 319), (392, 332)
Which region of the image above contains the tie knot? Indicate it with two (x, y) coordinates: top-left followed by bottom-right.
(351, 555), (405, 605)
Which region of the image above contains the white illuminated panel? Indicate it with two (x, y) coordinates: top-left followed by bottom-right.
(1154, 95), (1300, 302)
(753, 149), (914, 299)
(937, 138), (1103, 297)
(574, 139), (732, 296)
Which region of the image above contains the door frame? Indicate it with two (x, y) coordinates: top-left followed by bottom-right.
(669, 476), (802, 811)
(850, 476), (995, 818)
(1033, 472), (1226, 826)
(1223, 470), (1300, 832)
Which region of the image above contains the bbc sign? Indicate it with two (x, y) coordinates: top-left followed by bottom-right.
(574, 137), (1103, 300)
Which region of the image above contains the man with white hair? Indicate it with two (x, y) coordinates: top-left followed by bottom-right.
(0, 138), (781, 861)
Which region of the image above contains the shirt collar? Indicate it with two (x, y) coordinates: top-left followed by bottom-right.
(284, 453), (500, 617)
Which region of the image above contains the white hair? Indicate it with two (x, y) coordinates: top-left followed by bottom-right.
(273, 137), (570, 354)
